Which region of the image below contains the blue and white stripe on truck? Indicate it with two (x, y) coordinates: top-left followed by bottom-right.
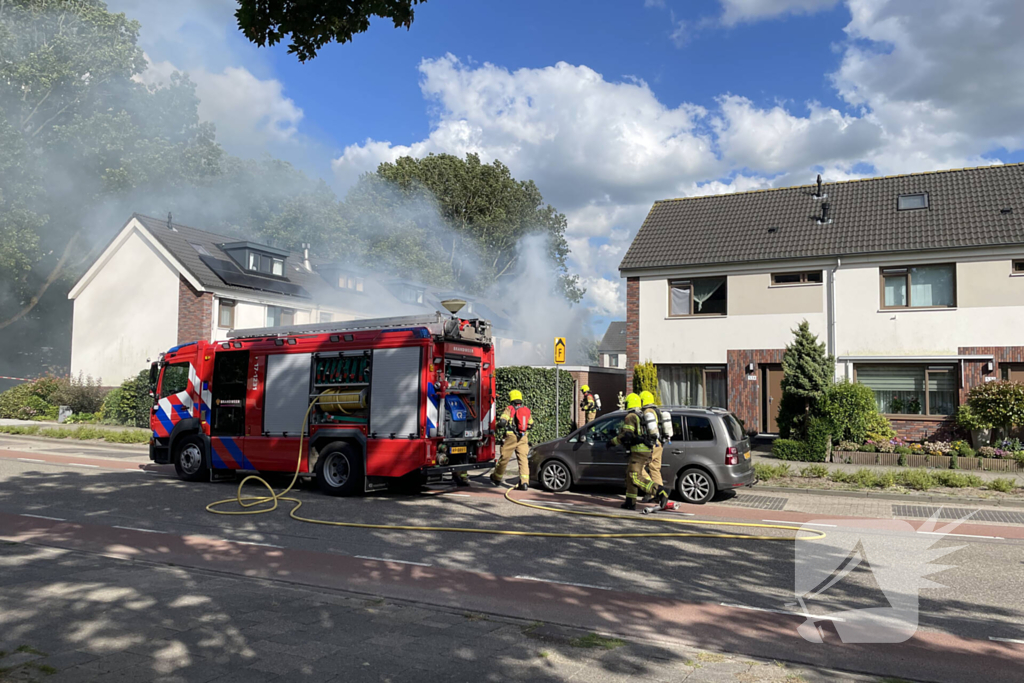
(426, 381), (439, 437)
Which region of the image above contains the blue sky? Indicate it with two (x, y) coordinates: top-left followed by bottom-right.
(111, 0), (1024, 329)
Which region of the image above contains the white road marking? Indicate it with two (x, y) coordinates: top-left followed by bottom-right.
(17, 458), (46, 463)
(69, 463), (99, 468)
(989, 636), (1024, 645)
(720, 602), (846, 622)
(762, 520), (837, 528)
(235, 541), (283, 549)
(355, 555), (431, 567)
(514, 575), (613, 591)
(917, 531), (1003, 540)
(523, 499), (577, 506)
(113, 525), (167, 534)
(443, 493), (472, 498)
(20, 514), (65, 521)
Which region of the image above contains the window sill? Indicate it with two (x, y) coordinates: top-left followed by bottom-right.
(768, 283), (823, 289)
(882, 414), (954, 421)
(878, 307), (957, 313)
(665, 314), (728, 320)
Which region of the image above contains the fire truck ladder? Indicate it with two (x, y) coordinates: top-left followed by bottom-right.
(227, 312), (473, 340)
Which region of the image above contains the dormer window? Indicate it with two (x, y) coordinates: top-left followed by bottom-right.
(339, 274), (364, 292)
(401, 287), (423, 304)
(247, 251), (284, 276)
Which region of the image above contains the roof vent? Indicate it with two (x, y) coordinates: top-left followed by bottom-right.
(817, 202), (832, 225)
(1001, 207), (1013, 214)
(167, 212), (177, 231)
(814, 174), (827, 200)
(767, 226), (779, 234)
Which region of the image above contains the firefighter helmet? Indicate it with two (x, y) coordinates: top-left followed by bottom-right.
(581, 384), (590, 392)
(639, 390), (655, 407)
(509, 389), (523, 402)
(624, 393), (642, 410)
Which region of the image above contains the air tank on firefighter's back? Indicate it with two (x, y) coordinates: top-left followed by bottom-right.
(319, 388), (368, 414)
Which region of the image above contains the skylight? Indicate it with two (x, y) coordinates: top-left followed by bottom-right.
(897, 193), (929, 210)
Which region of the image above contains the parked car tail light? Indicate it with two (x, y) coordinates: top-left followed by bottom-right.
(725, 446), (739, 466)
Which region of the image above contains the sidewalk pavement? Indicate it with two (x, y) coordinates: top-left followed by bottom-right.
(0, 542), (884, 683)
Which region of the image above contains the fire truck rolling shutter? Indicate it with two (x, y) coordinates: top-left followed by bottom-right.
(369, 347), (421, 438)
(264, 352), (312, 435)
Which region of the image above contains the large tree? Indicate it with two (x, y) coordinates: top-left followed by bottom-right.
(367, 153), (584, 302)
(235, 0), (427, 62)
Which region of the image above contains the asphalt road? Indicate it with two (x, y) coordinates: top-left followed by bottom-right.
(1, 435), (1023, 681)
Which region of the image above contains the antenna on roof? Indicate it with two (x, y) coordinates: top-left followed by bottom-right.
(815, 174), (822, 197)
(167, 212), (177, 231)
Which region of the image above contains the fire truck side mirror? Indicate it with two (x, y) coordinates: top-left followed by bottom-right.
(148, 363), (159, 397)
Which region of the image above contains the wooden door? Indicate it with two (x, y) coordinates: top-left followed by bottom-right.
(1004, 364), (1024, 383)
(763, 364), (784, 434)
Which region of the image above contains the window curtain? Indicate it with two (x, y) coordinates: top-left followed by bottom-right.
(670, 284), (690, 316)
(657, 365), (703, 406)
(883, 275), (907, 307)
(692, 278), (724, 312)
(910, 266), (954, 307)
(927, 370), (957, 416)
(705, 370), (727, 408)
(856, 366), (925, 414)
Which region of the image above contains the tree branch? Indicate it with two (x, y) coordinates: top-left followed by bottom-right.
(0, 231), (81, 331)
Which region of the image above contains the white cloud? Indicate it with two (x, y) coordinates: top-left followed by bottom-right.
(720, 0), (840, 25)
(136, 58), (304, 156)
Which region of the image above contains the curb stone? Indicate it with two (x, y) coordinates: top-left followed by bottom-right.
(753, 483), (1024, 508)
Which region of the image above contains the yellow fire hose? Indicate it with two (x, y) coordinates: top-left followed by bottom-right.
(206, 397), (825, 542)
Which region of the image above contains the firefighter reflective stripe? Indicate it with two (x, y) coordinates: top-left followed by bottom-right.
(210, 437), (254, 470)
(426, 381), (439, 437)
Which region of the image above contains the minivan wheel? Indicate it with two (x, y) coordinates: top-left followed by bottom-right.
(539, 460), (572, 493)
(676, 467), (715, 504)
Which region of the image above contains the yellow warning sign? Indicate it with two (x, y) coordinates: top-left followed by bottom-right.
(554, 337), (566, 365)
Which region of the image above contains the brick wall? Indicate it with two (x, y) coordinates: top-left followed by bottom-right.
(727, 349), (785, 434)
(177, 276), (213, 344)
(959, 346), (1024, 400)
(625, 277), (639, 392)
(889, 418), (957, 442)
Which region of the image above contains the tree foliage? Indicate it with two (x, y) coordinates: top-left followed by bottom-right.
(102, 369), (152, 427)
(235, 0), (427, 62)
(819, 380), (880, 444)
(632, 361), (661, 404)
(779, 321), (834, 439)
(967, 380), (1024, 430)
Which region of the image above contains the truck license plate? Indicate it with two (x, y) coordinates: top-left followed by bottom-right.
(450, 446), (467, 454)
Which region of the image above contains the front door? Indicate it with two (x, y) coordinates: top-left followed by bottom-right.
(209, 350), (252, 470)
(763, 364), (784, 434)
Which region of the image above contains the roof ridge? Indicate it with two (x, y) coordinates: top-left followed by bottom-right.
(133, 213), (308, 258)
(653, 161), (1024, 204)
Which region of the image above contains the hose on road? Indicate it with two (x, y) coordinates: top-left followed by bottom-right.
(206, 397), (825, 542)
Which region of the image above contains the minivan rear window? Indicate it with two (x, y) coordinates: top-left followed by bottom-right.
(686, 416), (715, 441)
(722, 414), (744, 442)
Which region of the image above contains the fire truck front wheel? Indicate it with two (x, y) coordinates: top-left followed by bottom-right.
(315, 443), (363, 496)
(173, 436), (208, 482)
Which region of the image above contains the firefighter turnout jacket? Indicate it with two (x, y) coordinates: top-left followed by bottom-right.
(612, 410), (651, 454)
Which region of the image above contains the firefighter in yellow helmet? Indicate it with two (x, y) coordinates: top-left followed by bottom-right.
(611, 392), (663, 509)
(639, 390), (670, 508)
(491, 389), (534, 490)
(579, 384), (597, 425)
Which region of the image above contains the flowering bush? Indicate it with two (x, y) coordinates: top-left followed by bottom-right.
(923, 440), (953, 456)
(978, 446), (999, 458)
(869, 439), (897, 453)
(837, 440), (861, 452)
(909, 443), (925, 452)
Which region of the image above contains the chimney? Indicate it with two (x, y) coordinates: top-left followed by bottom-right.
(167, 212), (177, 231)
(821, 202), (831, 223)
(816, 174), (822, 198)
(302, 243), (311, 272)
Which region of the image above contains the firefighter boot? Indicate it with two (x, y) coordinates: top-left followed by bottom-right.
(455, 472), (470, 487)
(620, 496), (636, 510)
(657, 486), (671, 510)
(516, 482), (529, 491)
(489, 475), (501, 487)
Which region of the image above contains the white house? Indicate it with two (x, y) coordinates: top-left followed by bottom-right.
(597, 321), (626, 368)
(69, 214), (525, 384)
(619, 163), (1024, 441)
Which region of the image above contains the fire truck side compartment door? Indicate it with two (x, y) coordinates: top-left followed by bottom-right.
(369, 347), (421, 438)
(264, 352), (312, 435)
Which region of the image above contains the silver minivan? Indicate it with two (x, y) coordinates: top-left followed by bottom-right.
(528, 407), (755, 504)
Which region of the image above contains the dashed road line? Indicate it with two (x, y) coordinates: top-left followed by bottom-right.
(235, 540), (283, 548)
(20, 513), (65, 521)
(16, 458), (46, 463)
(721, 602), (846, 622)
(69, 463), (99, 468)
(917, 531), (1003, 540)
(514, 575), (613, 591)
(112, 525), (167, 534)
(355, 555), (431, 566)
(763, 520), (837, 528)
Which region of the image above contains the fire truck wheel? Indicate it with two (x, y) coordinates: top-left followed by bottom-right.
(173, 436), (208, 482)
(315, 443), (362, 496)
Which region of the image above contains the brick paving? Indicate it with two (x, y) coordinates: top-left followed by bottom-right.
(0, 543), (888, 683)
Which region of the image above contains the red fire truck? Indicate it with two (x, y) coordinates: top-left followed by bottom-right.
(148, 313), (497, 495)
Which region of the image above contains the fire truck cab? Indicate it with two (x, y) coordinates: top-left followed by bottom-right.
(148, 313), (496, 495)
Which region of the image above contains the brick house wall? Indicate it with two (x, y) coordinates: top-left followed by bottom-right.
(625, 277), (639, 392)
(726, 349), (785, 434)
(177, 275), (213, 344)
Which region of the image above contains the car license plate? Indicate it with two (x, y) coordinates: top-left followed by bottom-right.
(743, 451), (751, 460)
(450, 446), (467, 454)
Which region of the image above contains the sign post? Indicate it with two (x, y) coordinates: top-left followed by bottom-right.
(554, 337), (566, 437)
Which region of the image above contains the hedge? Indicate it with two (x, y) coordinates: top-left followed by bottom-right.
(772, 438), (808, 461)
(632, 361), (661, 404)
(495, 366), (576, 445)
(102, 370), (153, 427)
